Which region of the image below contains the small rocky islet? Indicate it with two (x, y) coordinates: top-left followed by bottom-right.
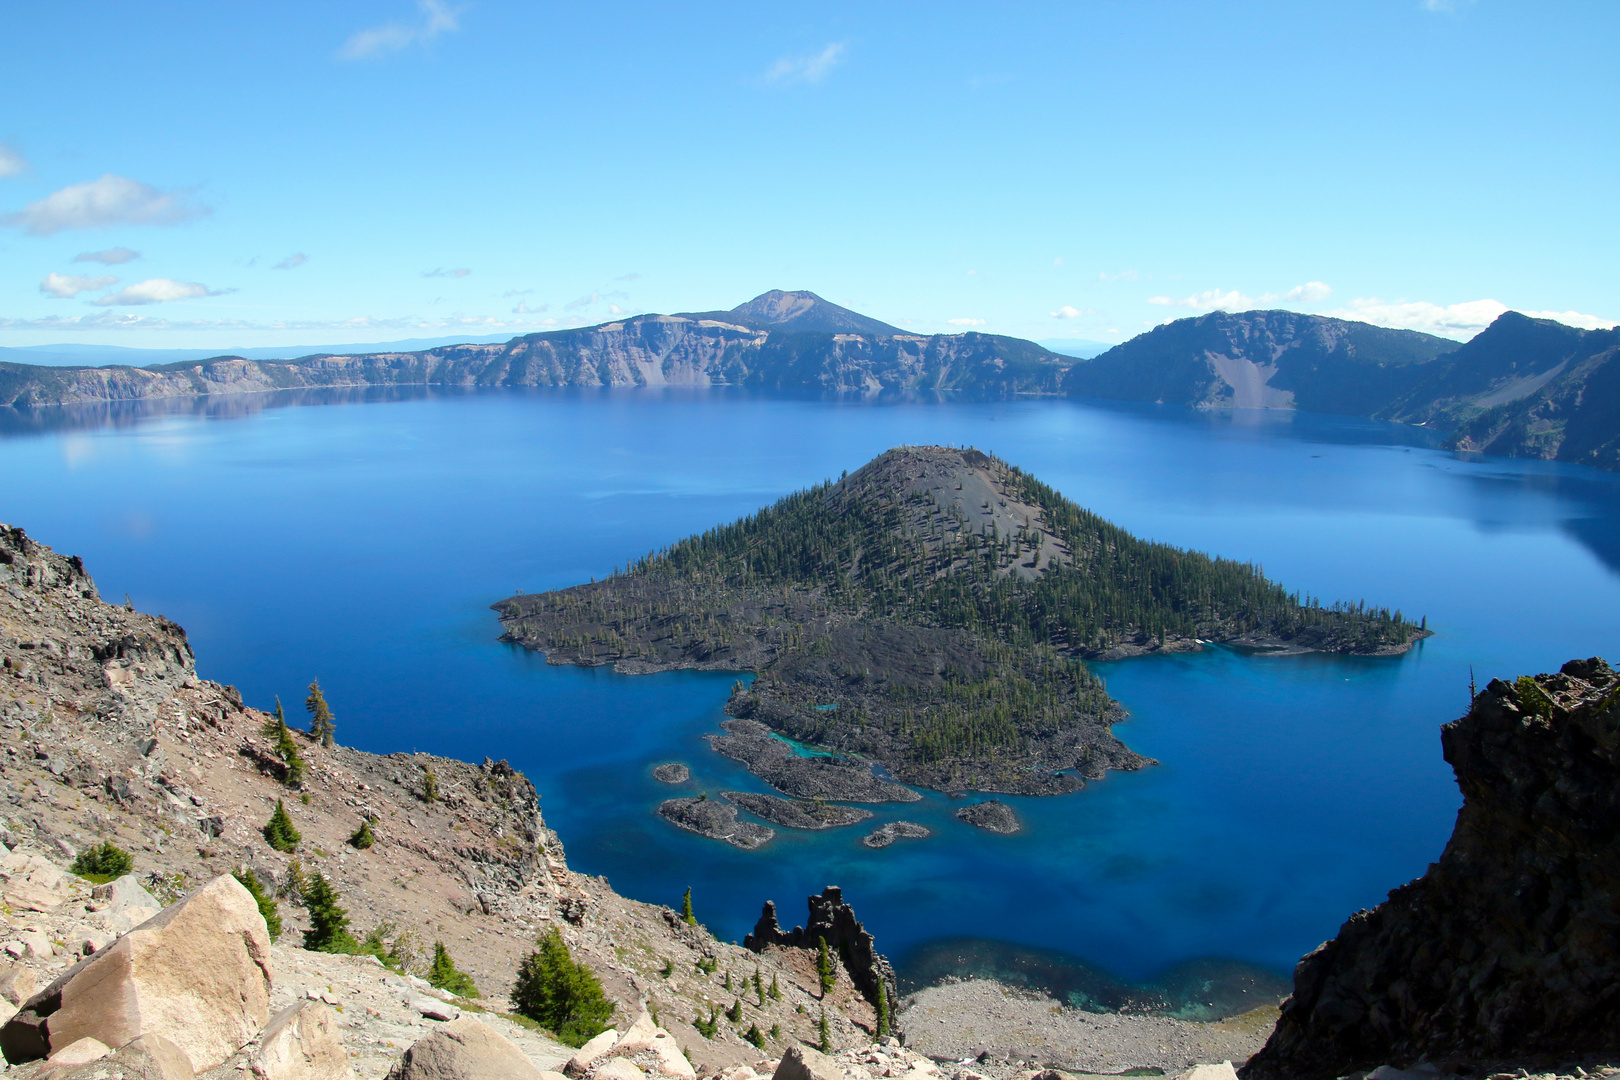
(955, 799), (1021, 834)
(652, 762), (690, 783)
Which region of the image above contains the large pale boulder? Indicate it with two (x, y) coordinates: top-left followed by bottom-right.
(385, 1016), (544, 1080)
(771, 1045), (843, 1080)
(0, 851), (70, 912)
(563, 1028), (619, 1077)
(596, 1061), (646, 1080)
(92, 875), (163, 935)
(29, 1033), (194, 1079)
(1174, 1066), (1238, 1080)
(0, 873), (271, 1071)
(253, 1000), (353, 1080)
(609, 1011), (694, 1080)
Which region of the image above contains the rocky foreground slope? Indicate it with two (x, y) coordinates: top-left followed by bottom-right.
(1243, 658), (1620, 1080)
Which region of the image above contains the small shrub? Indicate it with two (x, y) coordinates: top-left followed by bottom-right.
(71, 840), (133, 883)
(695, 956), (717, 975)
(818, 1006), (830, 1052)
(511, 927), (614, 1048)
(421, 763), (439, 803)
(659, 958), (673, 978)
(232, 867), (282, 941)
(263, 799), (300, 853)
(769, 1022), (781, 1041)
(349, 820), (375, 849)
(743, 1023), (765, 1049)
(693, 1007), (718, 1040)
(768, 973), (781, 1001)
(726, 999), (742, 1023)
(428, 941), (480, 998)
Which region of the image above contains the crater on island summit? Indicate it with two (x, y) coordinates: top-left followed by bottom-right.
(494, 446), (1427, 811)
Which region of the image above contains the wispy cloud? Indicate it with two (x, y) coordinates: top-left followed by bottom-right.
(2, 174), (209, 236)
(503, 289), (534, 298)
(73, 247), (140, 265)
(338, 0), (460, 60)
(511, 301), (548, 315)
(0, 144), (28, 178)
(0, 310), (562, 334)
(422, 267), (470, 278)
(764, 42), (846, 85)
(90, 278), (230, 306)
(40, 272), (118, 299)
(563, 289), (629, 311)
(273, 253), (309, 270)
(1149, 282), (1332, 310)
(1325, 297), (1618, 340)
(947, 318), (986, 327)
(616, 272), (641, 282)
(1050, 306), (1092, 319)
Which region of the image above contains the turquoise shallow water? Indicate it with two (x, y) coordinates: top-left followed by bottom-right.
(4, 386), (1619, 1000)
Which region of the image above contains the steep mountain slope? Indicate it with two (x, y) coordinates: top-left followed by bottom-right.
(0, 292), (1071, 406)
(1062, 311), (1460, 414)
(1383, 314), (1620, 470)
(495, 446), (1426, 795)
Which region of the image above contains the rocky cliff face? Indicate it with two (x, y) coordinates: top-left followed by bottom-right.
(1242, 657), (1620, 1080)
(0, 295), (1070, 407)
(744, 887), (897, 1011)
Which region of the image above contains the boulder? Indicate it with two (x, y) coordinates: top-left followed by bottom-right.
(48, 1035), (112, 1065)
(596, 1062), (646, 1080)
(29, 1033), (194, 1079)
(91, 876), (162, 934)
(771, 1045), (843, 1080)
(253, 1000), (353, 1080)
(608, 1010), (694, 1080)
(384, 1016), (544, 1080)
(411, 997), (460, 1022)
(0, 873), (272, 1071)
(1173, 1066), (1238, 1080)
(0, 852), (70, 912)
(563, 1028), (619, 1077)
(0, 964), (37, 1006)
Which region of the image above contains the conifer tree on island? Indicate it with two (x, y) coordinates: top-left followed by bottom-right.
(263, 799), (301, 853)
(305, 678), (336, 747)
(511, 927), (614, 1047)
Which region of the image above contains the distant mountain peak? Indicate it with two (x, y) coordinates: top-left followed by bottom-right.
(680, 290), (905, 337)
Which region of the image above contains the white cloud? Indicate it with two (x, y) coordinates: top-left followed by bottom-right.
(511, 300), (548, 315)
(0, 309), (563, 334)
(1284, 281), (1332, 302)
(40, 272), (117, 299)
(2, 174), (209, 236)
(1325, 297), (1618, 340)
(764, 42), (845, 85)
(274, 253), (308, 270)
(422, 266), (470, 277)
(90, 278), (227, 306)
(0, 144), (28, 178)
(339, 0), (459, 60)
(1050, 306), (1091, 319)
(947, 318), (986, 327)
(73, 247), (140, 265)
(503, 288), (534, 298)
(1150, 282), (1333, 310)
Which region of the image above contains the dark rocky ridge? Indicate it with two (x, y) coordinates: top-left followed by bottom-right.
(496, 445), (1424, 796)
(1242, 657), (1620, 1080)
(721, 791), (874, 830)
(745, 886), (897, 1012)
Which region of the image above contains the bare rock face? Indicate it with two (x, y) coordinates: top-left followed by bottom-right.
(1242, 658), (1620, 1080)
(253, 1000), (353, 1080)
(0, 851), (71, 913)
(745, 886), (897, 1011)
(0, 873), (272, 1072)
(385, 1016), (545, 1080)
(771, 1045), (844, 1080)
(24, 1033), (195, 1079)
(564, 1028), (620, 1077)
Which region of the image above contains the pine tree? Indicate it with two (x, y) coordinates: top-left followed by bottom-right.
(262, 699), (306, 787)
(768, 973), (781, 1001)
(874, 981), (890, 1041)
(743, 1023), (764, 1049)
(726, 999), (742, 1023)
(305, 679), (336, 747)
(816, 937), (835, 994)
(511, 927), (614, 1048)
(263, 799), (300, 853)
(817, 1006), (831, 1052)
(680, 886), (696, 926)
(302, 872), (358, 953)
(427, 941), (480, 998)
(232, 867), (282, 941)
(349, 819), (375, 849)
(753, 968), (764, 1007)
(421, 763), (439, 803)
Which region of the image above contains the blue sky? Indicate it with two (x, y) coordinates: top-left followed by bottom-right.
(1, 1), (1615, 350)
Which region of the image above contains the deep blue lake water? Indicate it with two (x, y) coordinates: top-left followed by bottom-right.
(5, 387), (1619, 1007)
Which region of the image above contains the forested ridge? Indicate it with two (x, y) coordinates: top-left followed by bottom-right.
(495, 446), (1426, 794)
